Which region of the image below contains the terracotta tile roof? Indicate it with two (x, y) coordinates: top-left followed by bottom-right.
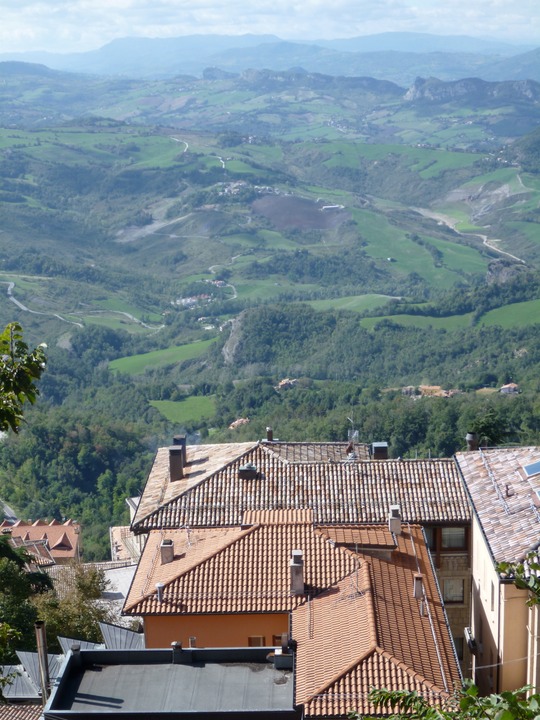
(9, 536), (55, 567)
(124, 512), (357, 616)
(133, 442), (469, 532)
(294, 526), (461, 717)
(132, 442), (257, 528)
(1, 519), (80, 561)
(319, 526), (396, 548)
(264, 442), (370, 462)
(0, 705), (42, 720)
(455, 446), (540, 562)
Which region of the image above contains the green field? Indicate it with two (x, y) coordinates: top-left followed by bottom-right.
(307, 294), (396, 312)
(150, 396), (216, 423)
(361, 312), (475, 330)
(479, 299), (540, 329)
(109, 338), (217, 375)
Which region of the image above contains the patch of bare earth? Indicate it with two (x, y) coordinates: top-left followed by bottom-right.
(252, 195), (349, 230)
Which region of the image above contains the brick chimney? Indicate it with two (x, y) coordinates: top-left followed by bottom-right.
(172, 435), (187, 464)
(169, 447), (184, 482)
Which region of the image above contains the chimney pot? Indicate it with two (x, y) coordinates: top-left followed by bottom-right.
(169, 447), (184, 482)
(290, 549), (304, 595)
(156, 582), (165, 603)
(266, 427), (273, 442)
(34, 620), (50, 703)
(466, 432), (479, 451)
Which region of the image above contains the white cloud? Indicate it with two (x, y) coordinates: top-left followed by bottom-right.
(0, 0), (538, 53)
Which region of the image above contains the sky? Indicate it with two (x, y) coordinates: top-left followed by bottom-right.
(1, 0), (539, 55)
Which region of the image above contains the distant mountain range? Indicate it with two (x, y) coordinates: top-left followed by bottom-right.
(1, 33), (539, 85)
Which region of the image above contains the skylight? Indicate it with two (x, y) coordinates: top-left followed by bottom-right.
(523, 460), (540, 478)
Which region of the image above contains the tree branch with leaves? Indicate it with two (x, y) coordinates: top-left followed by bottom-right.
(0, 322), (46, 433)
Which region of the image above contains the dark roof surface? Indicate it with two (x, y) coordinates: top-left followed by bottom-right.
(45, 648), (296, 718)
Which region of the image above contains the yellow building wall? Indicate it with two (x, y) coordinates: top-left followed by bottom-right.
(144, 613), (290, 648)
(471, 515), (529, 692)
(500, 582), (528, 691)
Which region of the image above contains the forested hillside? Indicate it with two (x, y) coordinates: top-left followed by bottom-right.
(0, 60), (539, 559)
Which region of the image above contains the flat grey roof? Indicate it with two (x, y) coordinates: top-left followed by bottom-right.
(58, 662), (292, 713)
(46, 648), (297, 718)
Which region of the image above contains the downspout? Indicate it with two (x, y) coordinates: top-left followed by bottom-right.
(497, 580), (501, 692)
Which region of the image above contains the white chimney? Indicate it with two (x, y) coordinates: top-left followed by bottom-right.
(388, 505), (402, 535)
(290, 549), (304, 595)
(160, 538), (174, 564)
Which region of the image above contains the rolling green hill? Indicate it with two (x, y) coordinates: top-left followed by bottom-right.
(0, 62), (540, 559)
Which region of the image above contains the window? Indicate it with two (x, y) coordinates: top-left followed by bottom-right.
(441, 527), (466, 549)
(443, 578), (465, 604)
(454, 636), (464, 661)
(248, 636), (265, 646)
(423, 527), (435, 550)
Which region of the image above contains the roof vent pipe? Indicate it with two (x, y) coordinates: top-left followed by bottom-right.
(169, 447), (184, 482)
(388, 505), (402, 535)
(266, 427), (273, 442)
(156, 582), (165, 603)
(34, 621), (50, 704)
(466, 432), (479, 451)
(172, 435), (187, 464)
(290, 549), (304, 595)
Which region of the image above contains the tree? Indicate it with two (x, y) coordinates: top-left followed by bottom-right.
(0, 322), (47, 433)
(31, 564), (116, 650)
(0, 623), (21, 702)
(498, 551), (540, 607)
(0, 323), (47, 694)
(349, 681), (540, 719)
(0, 536), (52, 668)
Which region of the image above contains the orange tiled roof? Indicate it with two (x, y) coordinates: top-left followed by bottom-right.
(132, 442), (468, 532)
(1, 519), (80, 561)
(295, 526), (461, 717)
(124, 511), (358, 615)
(0, 705), (43, 720)
(456, 446), (540, 562)
(9, 535), (55, 567)
(124, 513), (460, 717)
(319, 525), (396, 548)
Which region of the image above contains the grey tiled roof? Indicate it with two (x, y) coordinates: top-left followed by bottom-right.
(455, 446), (540, 562)
(133, 442), (469, 532)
